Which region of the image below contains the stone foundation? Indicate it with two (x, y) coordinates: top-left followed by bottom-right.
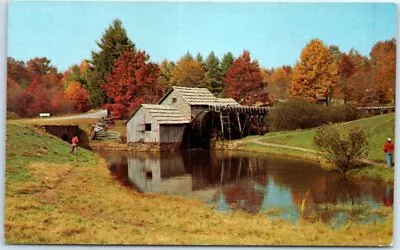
(127, 142), (182, 152)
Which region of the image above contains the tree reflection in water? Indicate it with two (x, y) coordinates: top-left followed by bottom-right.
(97, 149), (393, 225)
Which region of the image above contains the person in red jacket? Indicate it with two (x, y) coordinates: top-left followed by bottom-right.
(71, 135), (79, 155)
(383, 138), (394, 168)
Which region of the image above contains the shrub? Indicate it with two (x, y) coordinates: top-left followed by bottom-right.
(313, 126), (369, 173)
(269, 98), (326, 131)
(325, 105), (361, 123)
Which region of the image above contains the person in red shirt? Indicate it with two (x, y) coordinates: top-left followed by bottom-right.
(71, 135), (79, 155)
(383, 138), (394, 168)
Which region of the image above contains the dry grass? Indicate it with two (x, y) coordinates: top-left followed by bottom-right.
(5, 121), (393, 246)
(5, 158), (393, 245)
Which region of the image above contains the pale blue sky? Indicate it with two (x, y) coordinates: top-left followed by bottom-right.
(7, 2), (397, 72)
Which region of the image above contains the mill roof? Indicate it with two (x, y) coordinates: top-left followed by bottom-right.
(138, 104), (190, 124)
(158, 86), (218, 105)
(215, 98), (240, 106)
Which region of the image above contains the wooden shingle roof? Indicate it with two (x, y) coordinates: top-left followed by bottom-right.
(141, 104), (191, 124)
(215, 98), (240, 106)
(170, 86), (218, 105)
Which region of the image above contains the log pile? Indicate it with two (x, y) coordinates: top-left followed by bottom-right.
(90, 115), (120, 140)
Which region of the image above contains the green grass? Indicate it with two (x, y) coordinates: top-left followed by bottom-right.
(260, 113), (395, 162)
(5, 120), (393, 245)
(6, 124), (96, 183)
(347, 165), (395, 184)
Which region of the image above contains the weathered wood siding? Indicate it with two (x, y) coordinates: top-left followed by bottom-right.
(127, 154), (192, 194)
(159, 124), (186, 143)
(127, 107), (160, 143)
(159, 90), (191, 119)
(191, 105), (209, 118)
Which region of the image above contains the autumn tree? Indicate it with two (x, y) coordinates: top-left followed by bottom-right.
(268, 66), (292, 101)
(27, 57), (57, 75)
(345, 50), (376, 105)
(291, 39), (338, 103)
(204, 51), (223, 95)
(7, 77), (33, 117)
(7, 57), (31, 88)
(7, 57), (74, 117)
(370, 39), (396, 104)
(63, 60), (90, 89)
(224, 51), (268, 105)
(64, 81), (90, 113)
(170, 55), (205, 87)
(337, 52), (355, 103)
(102, 48), (162, 118)
(87, 19), (135, 107)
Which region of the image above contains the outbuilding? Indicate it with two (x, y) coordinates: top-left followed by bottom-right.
(126, 104), (190, 148)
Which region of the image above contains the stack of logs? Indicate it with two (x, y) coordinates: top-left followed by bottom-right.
(90, 115), (120, 140)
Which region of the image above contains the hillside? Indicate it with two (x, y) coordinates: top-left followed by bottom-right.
(4, 121), (393, 245)
(260, 113), (395, 162)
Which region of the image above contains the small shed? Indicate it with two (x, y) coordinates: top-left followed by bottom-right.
(126, 104), (190, 144)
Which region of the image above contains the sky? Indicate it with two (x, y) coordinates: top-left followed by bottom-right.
(7, 2), (397, 72)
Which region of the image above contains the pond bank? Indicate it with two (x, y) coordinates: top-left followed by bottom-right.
(212, 138), (394, 184)
(5, 122), (393, 245)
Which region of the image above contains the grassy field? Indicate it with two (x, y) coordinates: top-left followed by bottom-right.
(219, 113), (395, 183)
(260, 113), (395, 162)
(4, 121), (393, 245)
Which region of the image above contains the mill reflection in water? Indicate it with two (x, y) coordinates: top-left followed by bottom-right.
(98, 149), (393, 225)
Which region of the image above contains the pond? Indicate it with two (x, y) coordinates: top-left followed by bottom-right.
(97, 149), (393, 227)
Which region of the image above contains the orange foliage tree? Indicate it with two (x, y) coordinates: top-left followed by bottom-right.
(64, 81), (90, 113)
(102, 48), (162, 118)
(170, 56), (205, 87)
(268, 66), (292, 102)
(370, 39), (396, 104)
(224, 51), (268, 105)
(291, 39), (338, 102)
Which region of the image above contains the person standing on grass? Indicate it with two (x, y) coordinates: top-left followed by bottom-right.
(383, 138), (394, 168)
(71, 135), (79, 155)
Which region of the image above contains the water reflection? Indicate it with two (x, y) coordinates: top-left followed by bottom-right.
(98, 149), (393, 225)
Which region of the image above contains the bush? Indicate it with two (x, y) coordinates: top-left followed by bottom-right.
(313, 126), (369, 173)
(325, 105), (361, 123)
(269, 98), (326, 131)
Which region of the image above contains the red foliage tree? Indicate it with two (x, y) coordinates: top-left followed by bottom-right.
(27, 57), (57, 75)
(223, 51), (268, 105)
(7, 77), (34, 117)
(7, 56), (75, 117)
(102, 48), (162, 118)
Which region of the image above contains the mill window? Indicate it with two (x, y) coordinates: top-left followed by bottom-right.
(145, 123), (151, 131)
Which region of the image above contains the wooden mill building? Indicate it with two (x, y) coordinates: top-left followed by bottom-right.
(126, 86), (269, 150)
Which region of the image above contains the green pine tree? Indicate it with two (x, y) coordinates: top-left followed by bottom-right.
(221, 52), (234, 78)
(87, 19), (135, 107)
(204, 51), (223, 95)
(182, 51), (194, 61)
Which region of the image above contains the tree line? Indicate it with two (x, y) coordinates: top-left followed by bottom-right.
(7, 19), (396, 118)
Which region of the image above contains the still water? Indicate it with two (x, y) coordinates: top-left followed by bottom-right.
(97, 149), (393, 226)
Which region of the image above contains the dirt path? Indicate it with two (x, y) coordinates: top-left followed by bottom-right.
(240, 136), (387, 168)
